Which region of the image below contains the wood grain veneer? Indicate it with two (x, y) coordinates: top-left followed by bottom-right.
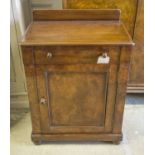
(21, 9), (134, 144)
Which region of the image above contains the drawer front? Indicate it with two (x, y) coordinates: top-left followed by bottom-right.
(34, 46), (112, 65)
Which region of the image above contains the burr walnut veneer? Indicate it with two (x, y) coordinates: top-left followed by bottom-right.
(20, 9), (134, 144)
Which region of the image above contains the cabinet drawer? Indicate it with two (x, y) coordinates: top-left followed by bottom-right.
(34, 46), (110, 65)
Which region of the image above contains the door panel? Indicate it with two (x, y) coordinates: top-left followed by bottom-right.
(36, 64), (109, 133)
(49, 72), (107, 126)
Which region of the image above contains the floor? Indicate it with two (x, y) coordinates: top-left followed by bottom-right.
(10, 94), (144, 155)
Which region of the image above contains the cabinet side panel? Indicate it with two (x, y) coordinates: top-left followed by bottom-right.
(25, 66), (41, 133)
(104, 47), (120, 132)
(21, 46), (41, 133)
(113, 46), (132, 134)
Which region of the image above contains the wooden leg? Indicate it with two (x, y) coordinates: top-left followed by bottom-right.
(32, 139), (42, 145)
(112, 133), (123, 144)
(112, 140), (121, 145)
(31, 133), (42, 145)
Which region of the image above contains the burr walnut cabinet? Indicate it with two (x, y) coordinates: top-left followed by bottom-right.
(20, 9), (134, 144)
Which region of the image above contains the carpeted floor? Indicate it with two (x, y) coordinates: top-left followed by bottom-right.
(10, 94), (144, 155)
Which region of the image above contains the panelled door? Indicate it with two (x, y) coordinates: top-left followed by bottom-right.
(36, 64), (110, 134)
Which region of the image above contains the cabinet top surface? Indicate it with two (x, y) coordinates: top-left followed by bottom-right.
(20, 10), (134, 46)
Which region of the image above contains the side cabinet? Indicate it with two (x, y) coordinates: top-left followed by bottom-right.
(20, 9), (134, 144)
(22, 46), (132, 144)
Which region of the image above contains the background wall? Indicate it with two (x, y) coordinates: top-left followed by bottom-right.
(10, 0), (32, 108)
(31, 0), (62, 8)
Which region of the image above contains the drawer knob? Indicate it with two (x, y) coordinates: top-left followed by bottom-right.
(47, 52), (52, 59)
(97, 53), (110, 64)
(40, 98), (47, 105)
